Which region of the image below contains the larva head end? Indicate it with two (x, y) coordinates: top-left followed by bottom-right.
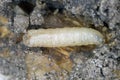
(96, 36), (105, 45)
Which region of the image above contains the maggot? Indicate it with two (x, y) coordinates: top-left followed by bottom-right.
(23, 27), (104, 47)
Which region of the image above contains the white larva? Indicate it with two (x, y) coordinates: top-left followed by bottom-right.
(23, 27), (104, 47)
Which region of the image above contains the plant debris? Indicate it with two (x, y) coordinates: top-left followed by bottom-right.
(0, 26), (10, 38)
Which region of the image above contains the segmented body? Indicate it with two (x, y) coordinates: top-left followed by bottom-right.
(23, 27), (104, 47)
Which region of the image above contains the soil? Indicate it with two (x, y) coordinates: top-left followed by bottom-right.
(0, 0), (120, 80)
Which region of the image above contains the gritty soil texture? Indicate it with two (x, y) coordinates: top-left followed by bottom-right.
(0, 0), (120, 80)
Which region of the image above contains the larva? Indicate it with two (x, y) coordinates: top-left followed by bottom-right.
(23, 27), (104, 47)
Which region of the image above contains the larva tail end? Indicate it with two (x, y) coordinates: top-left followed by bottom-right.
(23, 34), (30, 47)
